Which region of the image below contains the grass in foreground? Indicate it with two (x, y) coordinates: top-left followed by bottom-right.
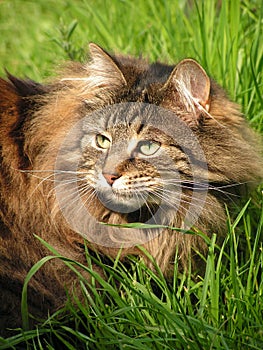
(0, 195), (262, 349)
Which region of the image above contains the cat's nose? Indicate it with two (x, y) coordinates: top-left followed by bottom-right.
(103, 173), (120, 186)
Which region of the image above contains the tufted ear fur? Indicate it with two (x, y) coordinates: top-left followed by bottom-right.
(172, 59), (210, 110)
(162, 59), (211, 125)
(87, 43), (127, 88)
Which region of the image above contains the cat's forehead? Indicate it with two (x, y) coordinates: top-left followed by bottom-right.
(83, 102), (155, 133)
(81, 102), (190, 146)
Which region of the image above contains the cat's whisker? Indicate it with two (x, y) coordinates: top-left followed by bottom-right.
(75, 187), (97, 217)
(50, 178), (89, 199)
(161, 179), (243, 204)
(18, 168), (90, 176)
(139, 192), (158, 222)
(151, 187), (214, 218)
(49, 185), (84, 217)
(148, 191), (190, 225)
(152, 188), (227, 223)
(147, 188), (181, 212)
(153, 186), (207, 208)
(18, 170), (92, 204)
(25, 173), (58, 202)
(162, 177), (251, 193)
(51, 183), (94, 215)
(158, 187), (207, 205)
(207, 181), (252, 195)
(158, 192), (219, 218)
(55, 176), (91, 187)
(69, 182), (96, 205)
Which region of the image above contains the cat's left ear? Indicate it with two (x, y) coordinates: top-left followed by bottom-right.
(88, 43), (127, 88)
(163, 59), (210, 118)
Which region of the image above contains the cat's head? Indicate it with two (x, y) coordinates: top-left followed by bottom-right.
(53, 100), (209, 249)
(69, 102), (206, 210)
(1, 43), (262, 250)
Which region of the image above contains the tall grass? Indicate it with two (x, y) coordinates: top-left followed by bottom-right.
(1, 204), (262, 349)
(0, 0), (262, 349)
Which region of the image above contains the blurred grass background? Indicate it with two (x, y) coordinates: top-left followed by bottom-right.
(1, 0), (262, 130)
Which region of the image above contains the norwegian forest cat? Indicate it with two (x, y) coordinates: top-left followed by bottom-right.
(0, 43), (262, 336)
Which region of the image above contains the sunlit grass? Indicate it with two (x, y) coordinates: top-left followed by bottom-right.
(0, 198), (262, 349)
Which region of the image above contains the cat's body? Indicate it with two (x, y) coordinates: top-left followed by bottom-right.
(0, 44), (262, 336)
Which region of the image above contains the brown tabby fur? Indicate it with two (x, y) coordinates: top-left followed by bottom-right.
(0, 44), (262, 336)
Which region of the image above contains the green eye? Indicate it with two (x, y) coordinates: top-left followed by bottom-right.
(139, 140), (160, 156)
(96, 134), (111, 149)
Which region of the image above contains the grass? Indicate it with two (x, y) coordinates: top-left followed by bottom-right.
(0, 0), (262, 349)
(1, 205), (263, 349)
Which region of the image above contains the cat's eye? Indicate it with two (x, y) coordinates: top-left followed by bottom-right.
(96, 134), (111, 149)
(139, 140), (160, 156)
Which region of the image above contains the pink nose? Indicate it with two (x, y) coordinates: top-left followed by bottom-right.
(103, 173), (119, 186)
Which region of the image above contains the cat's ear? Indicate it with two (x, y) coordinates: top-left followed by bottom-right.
(88, 43), (127, 88)
(0, 73), (46, 115)
(173, 59), (210, 110)
(6, 72), (46, 97)
(163, 59), (210, 123)
(0, 77), (21, 116)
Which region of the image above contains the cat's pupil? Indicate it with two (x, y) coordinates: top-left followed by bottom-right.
(143, 91), (149, 103)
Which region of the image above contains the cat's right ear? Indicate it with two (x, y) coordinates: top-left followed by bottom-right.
(162, 59), (211, 125)
(88, 43), (127, 88)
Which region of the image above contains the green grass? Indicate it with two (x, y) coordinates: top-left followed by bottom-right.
(0, 0), (262, 349)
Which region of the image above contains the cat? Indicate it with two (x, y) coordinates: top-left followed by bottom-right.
(0, 43), (262, 336)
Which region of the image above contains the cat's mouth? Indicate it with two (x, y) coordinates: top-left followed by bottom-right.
(95, 174), (162, 214)
(96, 187), (161, 214)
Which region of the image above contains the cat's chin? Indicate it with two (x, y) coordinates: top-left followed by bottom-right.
(96, 190), (147, 214)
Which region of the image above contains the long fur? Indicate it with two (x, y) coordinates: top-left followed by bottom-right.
(0, 44), (262, 336)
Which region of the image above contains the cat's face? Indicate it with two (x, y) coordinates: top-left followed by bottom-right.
(53, 43), (262, 247)
(72, 102), (207, 221)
